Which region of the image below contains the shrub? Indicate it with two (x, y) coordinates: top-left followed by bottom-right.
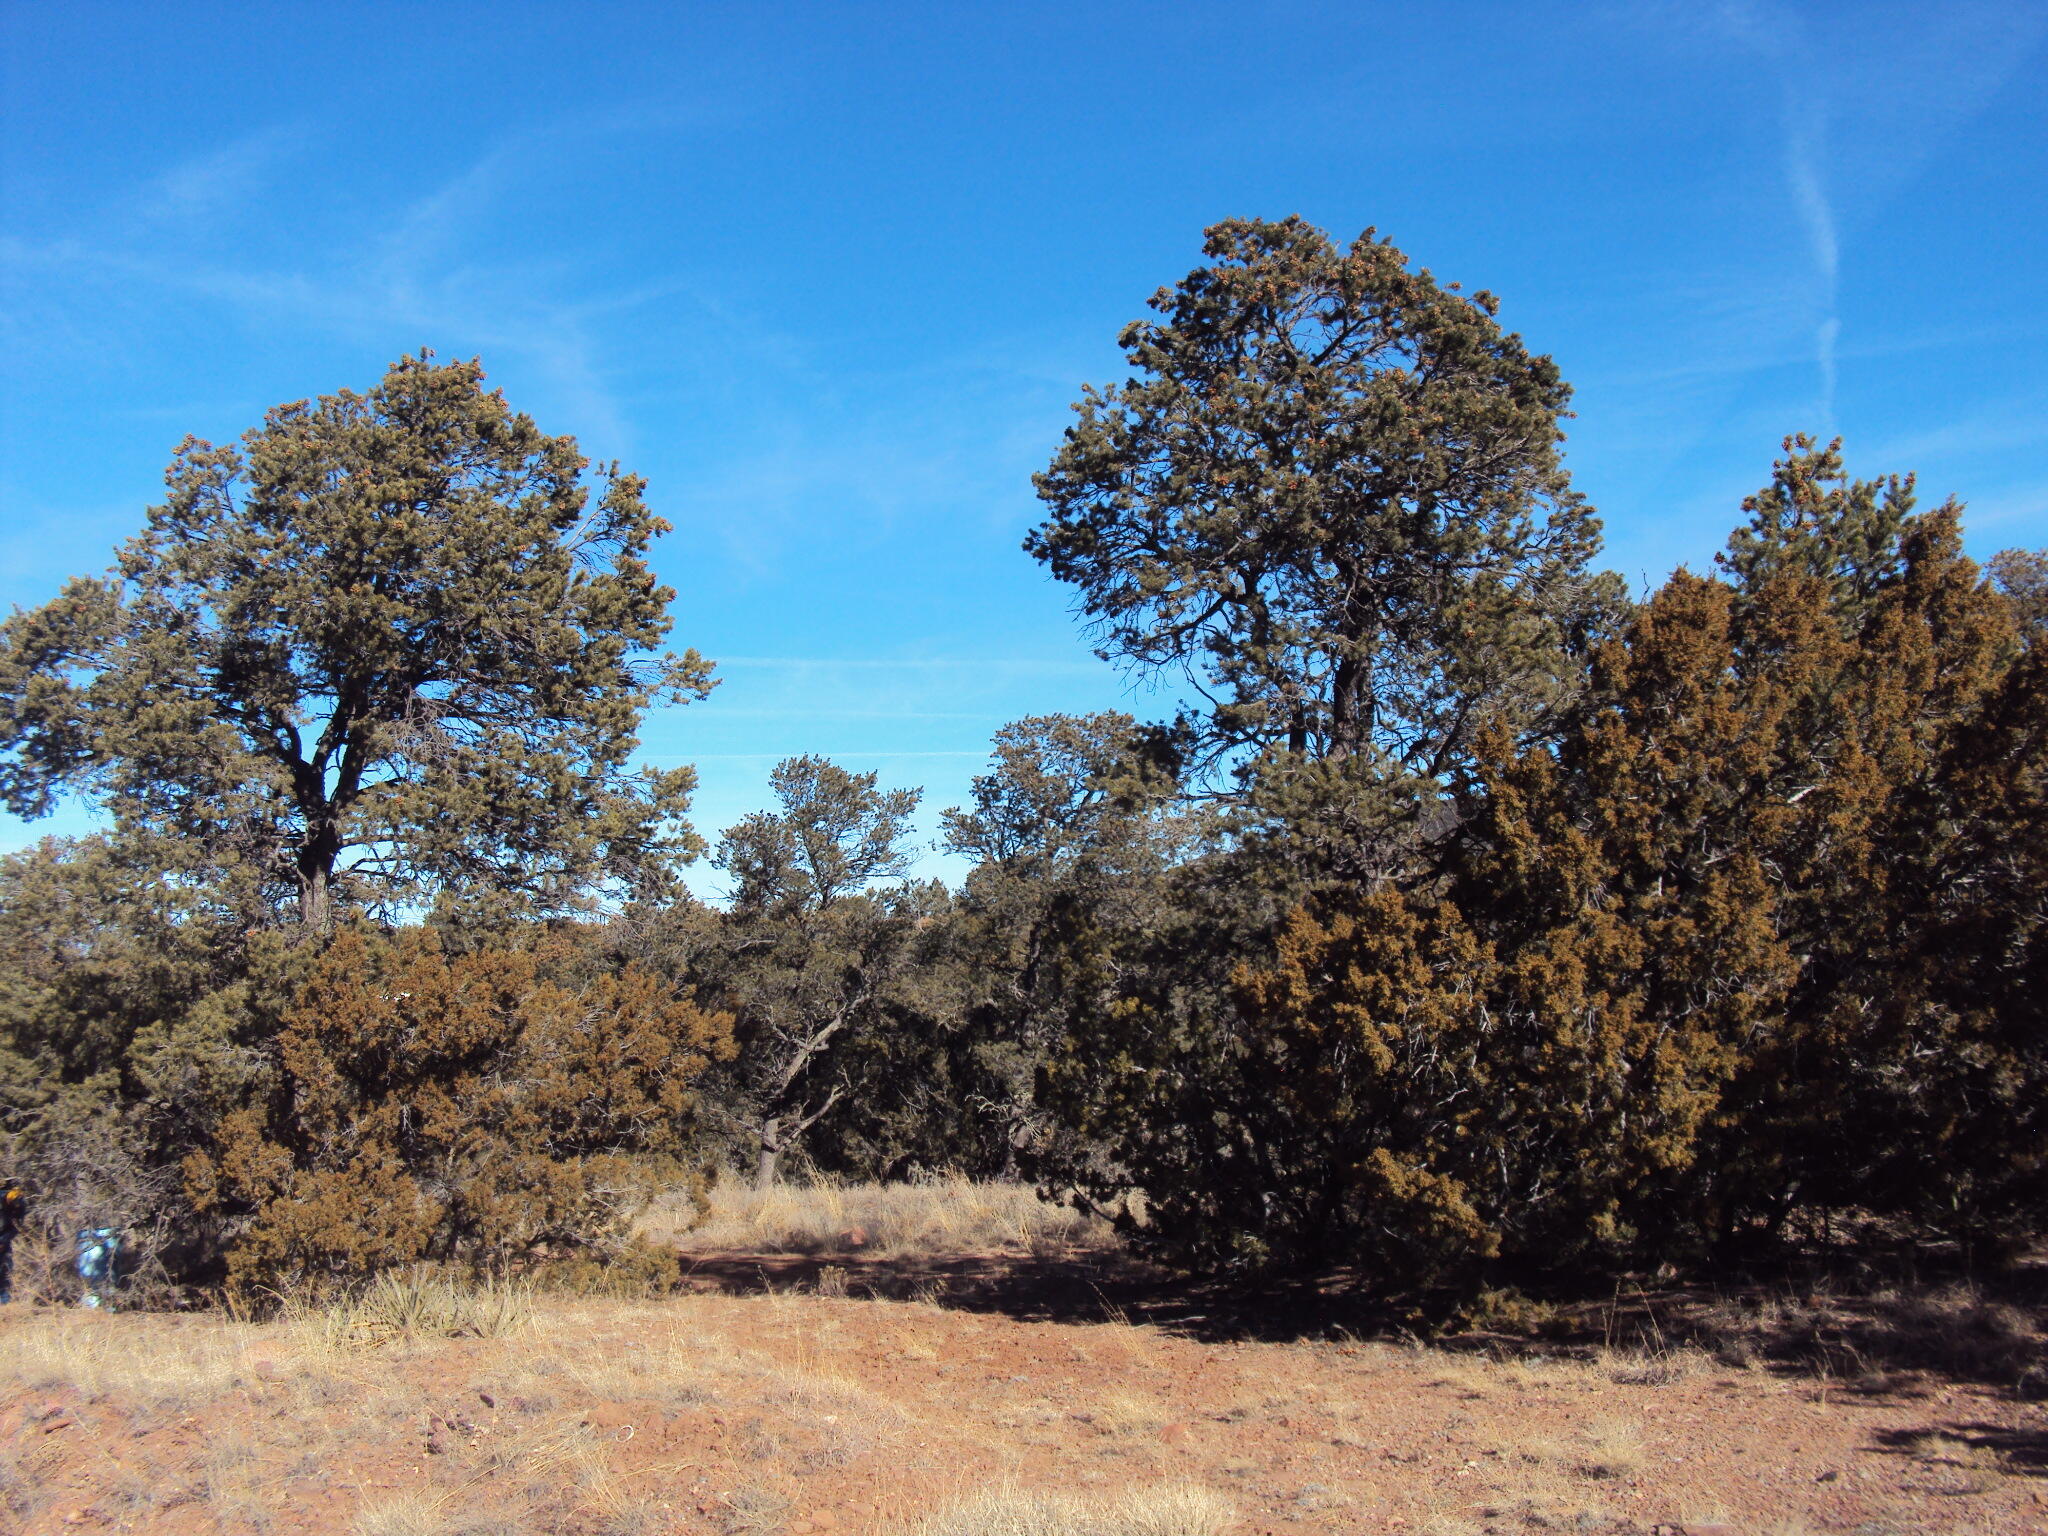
(0, 833), (284, 1297)
(1033, 440), (2048, 1287)
(187, 926), (732, 1292)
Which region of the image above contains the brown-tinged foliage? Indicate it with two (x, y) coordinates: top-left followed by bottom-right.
(1029, 438), (2047, 1287)
(185, 926), (732, 1292)
(5, 321), (2042, 1308)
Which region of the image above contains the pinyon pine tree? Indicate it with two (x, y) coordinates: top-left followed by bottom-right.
(0, 353), (713, 928)
(1028, 216), (1620, 795)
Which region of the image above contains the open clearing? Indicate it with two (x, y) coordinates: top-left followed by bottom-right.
(3, 1182), (2044, 1534)
(6, 1287), (2046, 1534)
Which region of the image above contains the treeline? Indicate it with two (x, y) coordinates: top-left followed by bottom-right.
(1, 219), (2042, 1304)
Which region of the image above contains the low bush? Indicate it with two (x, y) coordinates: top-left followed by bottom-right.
(186, 926), (732, 1294)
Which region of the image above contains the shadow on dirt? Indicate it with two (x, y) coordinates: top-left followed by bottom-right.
(677, 1245), (2048, 1394)
(1872, 1422), (2048, 1476)
(678, 1248), (1398, 1341)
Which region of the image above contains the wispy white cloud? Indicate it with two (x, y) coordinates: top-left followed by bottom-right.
(1780, 92), (1838, 426)
(134, 125), (305, 225)
(1954, 479), (2048, 540)
(1695, 3), (1843, 426)
(1781, 109), (1836, 291)
(1, 102), (749, 462)
(1865, 407), (2048, 472)
(1606, 1), (2046, 442)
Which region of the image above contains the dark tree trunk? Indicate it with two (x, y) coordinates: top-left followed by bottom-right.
(296, 818), (342, 929)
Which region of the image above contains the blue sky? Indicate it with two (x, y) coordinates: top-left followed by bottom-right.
(3, 1), (2044, 893)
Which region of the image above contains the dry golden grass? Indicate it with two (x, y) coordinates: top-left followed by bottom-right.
(1420, 1343), (1722, 1407)
(1080, 1389), (1170, 1438)
(645, 1174), (1116, 1260)
(910, 1483), (1232, 1536)
(1570, 1414), (1647, 1480)
(1901, 1429), (1995, 1465)
(1596, 1344), (1716, 1386)
(0, 1305), (266, 1408)
(6, 1255), (2042, 1535)
(285, 1269), (536, 1354)
(1484, 1407), (1646, 1479)
(352, 1491), (473, 1536)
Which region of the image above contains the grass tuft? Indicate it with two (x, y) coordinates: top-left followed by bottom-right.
(287, 1269), (533, 1351)
(910, 1483), (1231, 1536)
(353, 1492), (459, 1536)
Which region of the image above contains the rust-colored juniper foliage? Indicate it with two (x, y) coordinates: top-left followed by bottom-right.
(1670, 448), (2039, 1253)
(186, 926), (732, 1292)
(1035, 438), (2046, 1286)
(5, 325), (2041, 1305)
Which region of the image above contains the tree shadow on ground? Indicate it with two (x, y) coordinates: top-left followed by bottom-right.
(677, 1247), (1406, 1341)
(676, 1244), (2048, 1395)
(1872, 1422), (2048, 1476)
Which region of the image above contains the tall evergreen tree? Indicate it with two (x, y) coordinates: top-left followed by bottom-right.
(1029, 439), (2048, 1286)
(1028, 217), (1620, 794)
(0, 354), (713, 928)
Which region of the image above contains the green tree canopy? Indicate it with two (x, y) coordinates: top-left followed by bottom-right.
(708, 755), (926, 1184)
(1027, 216), (1619, 788)
(941, 712), (1175, 879)
(0, 354), (713, 927)
(939, 714), (1193, 1174)
(716, 754), (920, 916)
(1715, 433), (1915, 618)
(1989, 546), (2048, 635)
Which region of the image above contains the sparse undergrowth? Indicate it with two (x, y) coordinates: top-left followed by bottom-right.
(2, 1180), (2042, 1533)
(1525, 1276), (2048, 1395)
(1700, 1281), (2048, 1392)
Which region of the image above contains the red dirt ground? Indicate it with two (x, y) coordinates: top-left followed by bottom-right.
(4, 1258), (2046, 1536)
